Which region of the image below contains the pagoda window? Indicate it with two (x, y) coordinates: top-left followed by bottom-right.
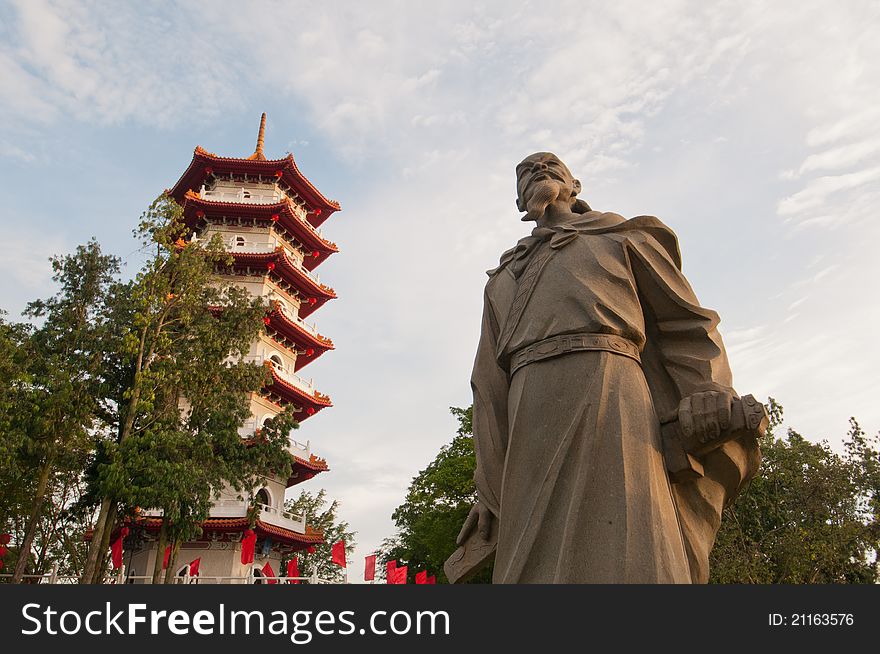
(234, 235), (246, 249)
(256, 488), (271, 508)
(269, 354), (284, 370)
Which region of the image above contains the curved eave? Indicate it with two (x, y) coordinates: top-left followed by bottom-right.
(263, 367), (332, 420)
(170, 148), (341, 223)
(228, 250), (336, 309)
(129, 516), (324, 548)
(287, 455), (330, 487)
(181, 194), (338, 264)
(265, 309), (333, 372)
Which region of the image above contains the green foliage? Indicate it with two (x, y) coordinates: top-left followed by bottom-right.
(710, 398), (880, 583)
(387, 400), (880, 584)
(380, 406), (492, 583)
(1, 241), (119, 580)
(283, 489), (356, 583)
(86, 194), (293, 564)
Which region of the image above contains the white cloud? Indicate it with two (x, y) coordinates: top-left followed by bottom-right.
(3, 0), (880, 581)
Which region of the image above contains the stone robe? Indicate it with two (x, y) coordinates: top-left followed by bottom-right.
(471, 211), (760, 583)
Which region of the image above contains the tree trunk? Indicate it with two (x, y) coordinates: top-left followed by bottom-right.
(90, 504), (117, 584)
(11, 458), (54, 583)
(151, 520), (169, 584)
(80, 497), (112, 583)
(163, 541), (181, 584)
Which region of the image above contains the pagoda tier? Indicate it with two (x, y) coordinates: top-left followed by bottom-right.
(133, 517), (324, 552)
(287, 452), (329, 487)
(226, 248), (336, 320)
(257, 361), (332, 420)
(242, 435), (329, 487)
(182, 192), (338, 270)
(265, 301), (333, 372)
(170, 146), (340, 228)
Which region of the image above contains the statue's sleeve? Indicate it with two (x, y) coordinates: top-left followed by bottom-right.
(627, 230), (733, 399)
(470, 284), (509, 518)
(627, 228), (761, 583)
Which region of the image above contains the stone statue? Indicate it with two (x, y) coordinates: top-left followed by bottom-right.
(445, 152), (765, 584)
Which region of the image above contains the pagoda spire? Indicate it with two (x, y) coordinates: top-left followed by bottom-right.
(247, 112), (268, 161)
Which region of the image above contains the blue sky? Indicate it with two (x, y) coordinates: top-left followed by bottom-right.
(2, 0), (880, 581)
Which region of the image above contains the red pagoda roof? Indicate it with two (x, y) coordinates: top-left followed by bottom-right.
(181, 192), (337, 269)
(225, 248), (335, 319)
(265, 302), (333, 371)
(131, 516), (324, 548)
(260, 362), (332, 420)
(170, 147), (340, 228)
(287, 453), (330, 487)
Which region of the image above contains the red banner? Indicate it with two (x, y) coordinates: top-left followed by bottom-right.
(110, 527), (129, 570)
(189, 557), (201, 577)
(331, 540), (346, 567)
(393, 565), (408, 584)
(262, 561), (277, 584)
(386, 560), (397, 584)
(287, 556), (300, 584)
(162, 545), (171, 569)
(364, 554), (377, 581)
(240, 529), (256, 565)
(427, 575), (436, 585)
(415, 570), (427, 584)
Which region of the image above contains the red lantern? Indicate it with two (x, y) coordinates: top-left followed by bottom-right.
(314, 209), (322, 217)
(263, 316), (271, 325)
(307, 407), (316, 416)
(271, 213), (280, 222)
(307, 545), (316, 554)
(312, 250), (320, 258)
(195, 210), (205, 218)
(308, 297), (317, 306)
(267, 262), (275, 271)
(275, 170), (283, 178)
(306, 348), (314, 357)
(205, 167), (213, 175)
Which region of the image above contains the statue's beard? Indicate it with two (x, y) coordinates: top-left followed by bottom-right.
(523, 180), (562, 222)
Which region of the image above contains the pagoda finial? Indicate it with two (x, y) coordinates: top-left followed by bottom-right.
(247, 113), (267, 161)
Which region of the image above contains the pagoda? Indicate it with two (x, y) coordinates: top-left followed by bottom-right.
(127, 114), (341, 583)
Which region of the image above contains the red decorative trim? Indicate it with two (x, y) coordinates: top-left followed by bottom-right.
(169, 148), (340, 226)
(179, 193), (337, 271)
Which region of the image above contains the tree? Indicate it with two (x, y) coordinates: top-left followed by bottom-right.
(386, 402), (880, 584)
(709, 399), (880, 583)
(81, 195), (292, 583)
(380, 406), (492, 583)
(283, 489), (356, 583)
(6, 241), (119, 583)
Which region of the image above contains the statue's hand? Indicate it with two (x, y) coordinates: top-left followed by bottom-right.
(456, 502), (493, 545)
(678, 390), (733, 446)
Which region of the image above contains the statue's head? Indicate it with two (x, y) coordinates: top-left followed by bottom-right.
(516, 152), (583, 222)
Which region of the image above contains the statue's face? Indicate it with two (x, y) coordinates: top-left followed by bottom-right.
(516, 152), (580, 214)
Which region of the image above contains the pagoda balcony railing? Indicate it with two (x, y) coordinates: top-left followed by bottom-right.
(227, 241), (322, 285)
(243, 354), (317, 395)
(200, 186), (284, 205)
(238, 420), (312, 459)
(263, 294), (323, 338)
(198, 187), (325, 238)
(206, 499), (308, 533)
(138, 502), (307, 534)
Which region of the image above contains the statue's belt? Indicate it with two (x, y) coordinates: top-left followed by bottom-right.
(509, 333), (641, 376)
